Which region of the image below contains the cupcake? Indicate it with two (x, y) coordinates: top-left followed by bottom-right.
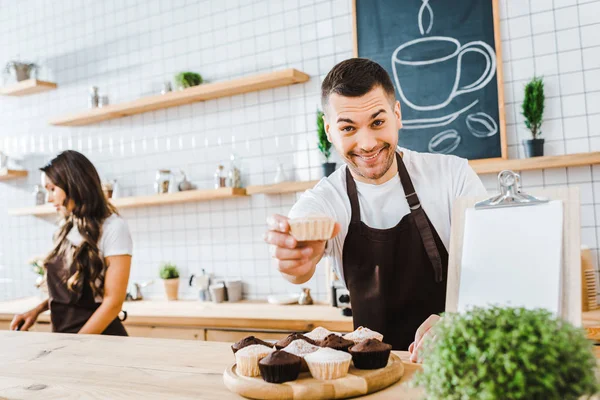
(235, 344), (274, 377)
(349, 339), (392, 370)
(343, 326), (384, 344)
(304, 347), (352, 380)
(282, 339), (321, 372)
(258, 350), (302, 383)
(319, 333), (354, 352)
(289, 216), (336, 241)
(231, 336), (273, 354)
(275, 333), (318, 350)
(304, 326), (339, 342)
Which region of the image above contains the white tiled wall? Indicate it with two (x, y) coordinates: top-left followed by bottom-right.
(1, 0), (599, 302)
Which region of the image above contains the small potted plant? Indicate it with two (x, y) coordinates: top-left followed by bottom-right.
(159, 262), (180, 301)
(414, 306), (598, 399)
(27, 256), (47, 296)
(317, 110), (336, 177)
(174, 72), (203, 90)
(522, 76), (545, 157)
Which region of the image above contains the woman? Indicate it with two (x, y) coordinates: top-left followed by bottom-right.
(10, 150), (132, 335)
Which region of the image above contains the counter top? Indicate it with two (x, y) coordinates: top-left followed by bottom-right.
(0, 331), (422, 399)
(0, 297), (354, 332)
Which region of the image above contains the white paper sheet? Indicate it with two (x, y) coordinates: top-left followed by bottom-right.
(458, 200), (563, 314)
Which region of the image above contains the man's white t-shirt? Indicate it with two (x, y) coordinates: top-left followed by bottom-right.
(288, 147), (487, 283)
(65, 213), (133, 302)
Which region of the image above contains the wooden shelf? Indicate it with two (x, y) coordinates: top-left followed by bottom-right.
(0, 169), (28, 181)
(0, 80), (57, 96)
(8, 187), (246, 217)
(246, 180), (320, 195)
(49, 69), (310, 126)
(469, 152), (600, 174)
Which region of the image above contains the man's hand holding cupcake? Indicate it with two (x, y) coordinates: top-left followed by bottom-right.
(265, 214), (341, 284)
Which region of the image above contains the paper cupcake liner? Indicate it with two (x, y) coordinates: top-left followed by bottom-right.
(236, 353), (270, 377)
(259, 360), (302, 383)
(306, 359), (351, 380)
(349, 349), (391, 370)
(289, 217), (335, 241)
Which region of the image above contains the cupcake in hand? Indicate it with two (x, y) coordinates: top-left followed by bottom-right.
(259, 350), (303, 383)
(231, 336), (273, 355)
(288, 216), (336, 241)
(349, 339), (392, 370)
(319, 333), (354, 352)
(343, 326), (384, 344)
(275, 333), (318, 350)
(235, 344), (274, 377)
(304, 347), (352, 380)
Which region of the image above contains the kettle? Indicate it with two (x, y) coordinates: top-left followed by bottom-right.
(189, 269), (210, 301)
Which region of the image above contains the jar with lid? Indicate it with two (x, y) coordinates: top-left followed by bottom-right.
(154, 169), (172, 194)
(226, 154), (242, 188)
(33, 185), (45, 206)
(214, 165), (226, 189)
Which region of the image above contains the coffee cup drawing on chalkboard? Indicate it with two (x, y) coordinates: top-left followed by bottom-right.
(392, 36), (496, 113)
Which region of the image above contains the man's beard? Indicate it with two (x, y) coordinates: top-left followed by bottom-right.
(345, 143), (395, 181)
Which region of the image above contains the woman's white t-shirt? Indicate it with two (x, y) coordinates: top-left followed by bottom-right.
(65, 213), (133, 302)
(288, 147), (487, 283)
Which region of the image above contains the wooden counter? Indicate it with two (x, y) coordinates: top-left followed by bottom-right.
(0, 297), (354, 340)
(0, 331), (422, 399)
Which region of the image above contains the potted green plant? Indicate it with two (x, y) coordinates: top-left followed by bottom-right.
(27, 256), (47, 296)
(414, 306), (598, 399)
(159, 262), (180, 301)
(174, 72), (203, 90)
(522, 76), (545, 157)
(317, 110), (336, 177)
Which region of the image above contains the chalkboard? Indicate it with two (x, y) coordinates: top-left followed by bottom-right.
(353, 0), (507, 161)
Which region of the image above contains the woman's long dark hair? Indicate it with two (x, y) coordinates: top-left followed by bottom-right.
(41, 150), (117, 298)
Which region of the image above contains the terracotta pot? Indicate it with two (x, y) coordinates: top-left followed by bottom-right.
(163, 278), (179, 301)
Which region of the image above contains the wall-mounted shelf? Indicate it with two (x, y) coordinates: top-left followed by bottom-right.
(49, 68), (310, 126)
(8, 187), (247, 217)
(246, 180), (320, 195)
(0, 80), (57, 96)
(470, 152), (600, 174)
(0, 169), (28, 181)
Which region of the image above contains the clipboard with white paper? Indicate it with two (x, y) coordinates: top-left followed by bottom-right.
(446, 170), (582, 326)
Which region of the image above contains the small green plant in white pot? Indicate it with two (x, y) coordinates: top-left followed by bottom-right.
(522, 76), (545, 157)
(317, 109), (336, 177)
(413, 306), (598, 399)
(159, 262), (180, 301)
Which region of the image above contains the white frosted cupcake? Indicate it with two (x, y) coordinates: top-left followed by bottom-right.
(304, 347), (352, 380)
(235, 344), (275, 377)
(304, 326), (339, 342)
(282, 339), (321, 372)
(289, 216), (336, 241)
(343, 326), (384, 344)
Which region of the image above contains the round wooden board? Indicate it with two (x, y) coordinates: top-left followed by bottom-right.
(223, 353), (405, 399)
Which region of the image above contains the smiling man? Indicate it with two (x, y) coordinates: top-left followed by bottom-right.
(264, 58), (487, 357)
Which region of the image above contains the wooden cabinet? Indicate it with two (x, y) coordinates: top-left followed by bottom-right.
(125, 325), (206, 340)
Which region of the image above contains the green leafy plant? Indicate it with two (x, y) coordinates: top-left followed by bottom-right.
(317, 110), (331, 162)
(413, 306), (598, 400)
(522, 77), (545, 139)
(159, 262), (179, 280)
(27, 256), (45, 276)
(175, 72), (203, 89)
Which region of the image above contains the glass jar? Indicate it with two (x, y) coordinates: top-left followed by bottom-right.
(227, 154), (242, 188)
(214, 165), (225, 189)
(154, 169), (172, 194)
(33, 185), (45, 206)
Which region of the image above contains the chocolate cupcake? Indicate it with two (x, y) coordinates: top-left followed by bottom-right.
(349, 339), (392, 370)
(319, 333), (354, 352)
(258, 350), (302, 383)
(231, 336), (272, 355)
(275, 333), (318, 350)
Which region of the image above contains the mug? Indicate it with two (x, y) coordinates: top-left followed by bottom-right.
(392, 36), (496, 111)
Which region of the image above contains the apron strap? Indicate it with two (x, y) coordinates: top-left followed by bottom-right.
(345, 166), (362, 224)
(396, 152), (444, 283)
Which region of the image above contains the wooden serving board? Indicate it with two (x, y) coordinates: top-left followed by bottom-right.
(223, 353), (404, 399)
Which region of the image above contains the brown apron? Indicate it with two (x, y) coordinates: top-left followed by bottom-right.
(342, 152), (448, 350)
(46, 247), (128, 335)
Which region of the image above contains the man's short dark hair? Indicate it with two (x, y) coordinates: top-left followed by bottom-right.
(321, 58), (396, 109)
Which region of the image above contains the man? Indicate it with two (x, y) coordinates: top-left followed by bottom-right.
(264, 58), (487, 360)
